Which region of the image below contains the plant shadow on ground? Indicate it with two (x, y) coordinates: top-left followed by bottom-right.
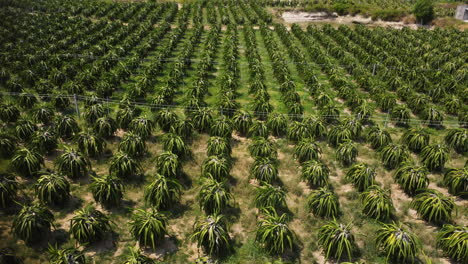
(167, 202), (191, 219)
(178, 171), (193, 189)
(82, 232), (118, 255)
(107, 199), (136, 215)
(24, 228), (68, 252)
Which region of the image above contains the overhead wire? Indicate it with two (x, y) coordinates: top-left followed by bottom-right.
(0, 91), (465, 127)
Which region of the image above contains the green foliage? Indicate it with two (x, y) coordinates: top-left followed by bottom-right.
(116, 106), (140, 129)
(35, 172), (70, 205)
(341, 117), (363, 139)
(130, 209), (167, 250)
(55, 148), (90, 179)
(256, 207), (296, 255)
(18, 93), (38, 109)
(328, 125), (353, 147)
(119, 132), (146, 157)
(320, 104), (340, 123)
(411, 189), (455, 224)
(301, 159), (330, 188)
(249, 138), (276, 158)
(123, 246), (154, 264)
(307, 187), (340, 218)
(15, 119), (37, 142)
(170, 119), (194, 140)
(0, 173), (18, 207)
(84, 104), (105, 124)
(394, 163), (429, 196)
(336, 140), (358, 166)
(155, 151), (180, 178)
(346, 163), (376, 192)
(210, 116), (233, 138)
(318, 220), (357, 262)
(130, 116), (154, 139)
(198, 178), (233, 214)
(11, 147), (44, 178)
(360, 185), (394, 221)
(420, 143), (449, 171)
(444, 167), (468, 197)
(207, 136), (231, 157)
(109, 152), (142, 179)
(162, 133), (187, 157)
(248, 120), (269, 138)
(413, 0), (434, 24)
(402, 128), (430, 153)
(48, 245), (85, 264)
(294, 138), (322, 163)
(267, 113), (287, 137)
(421, 106), (444, 127)
(304, 116), (327, 139)
(366, 126), (392, 150)
(254, 183), (286, 210)
(70, 206), (113, 244)
(437, 224), (468, 263)
(0, 103), (20, 122)
(444, 129), (467, 154)
(55, 115), (80, 139)
(391, 105), (411, 127)
(191, 108), (213, 132)
(29, 128), (58, 154)
(0, 247), (23, 264)
(154, 108), (178, 132)
(233, 110), (252, 136)
(90, 174), (124, 208)
(251, 157), (279, 183)
(75, 131), (105, 158)
(34, 107), (54, 125)
(191, 214), (231, 256)
(375, 222), (420, 263)
(144, 173), (182, 210)
(380, 144), (410, 170)
(12, 204), (54, 243)
(202, 155), (231, 181)
(287, 121), (313, 142)
(0, 132), (16, 158)
(93, 116), (117, 138)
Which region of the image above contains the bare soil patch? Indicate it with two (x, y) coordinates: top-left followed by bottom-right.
(281, 11), (420, 29)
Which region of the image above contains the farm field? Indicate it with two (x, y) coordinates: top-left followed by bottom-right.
(0, 0), (467, 263)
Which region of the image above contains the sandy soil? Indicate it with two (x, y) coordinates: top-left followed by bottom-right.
(281, 11), (420, 29)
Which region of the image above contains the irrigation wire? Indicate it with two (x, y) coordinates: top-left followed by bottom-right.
(1, 91), (465, 127)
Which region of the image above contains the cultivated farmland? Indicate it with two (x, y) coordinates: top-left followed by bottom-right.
(0, 0), (467, 263)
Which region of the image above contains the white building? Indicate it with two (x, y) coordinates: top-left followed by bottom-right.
(455, 5), (468, 21)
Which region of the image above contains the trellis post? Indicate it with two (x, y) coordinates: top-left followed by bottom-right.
(73, 94), (80, 116)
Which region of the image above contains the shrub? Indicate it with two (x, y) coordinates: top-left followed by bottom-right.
(394, 163), (429, 196)
(91, 174), (124, 208)
(413, 0), (434, 24)
(360, 185), (394, 221)
(256, 207), (296, 254)
(250, 157), (279, 183)
(307, 187), (340, 218)
(318, 220), (358, 261)
(411, 189), (455, 224)
(444, 167), (467, 197)
(375, 222), (420, 263)
(301, 159), (330, 188)
(346, 163), (376, 192)
(437, 224), (468, 263)
(129, 209), (167, 250)
(70, 206), (112, 244)
(191, 214), (231, 256)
